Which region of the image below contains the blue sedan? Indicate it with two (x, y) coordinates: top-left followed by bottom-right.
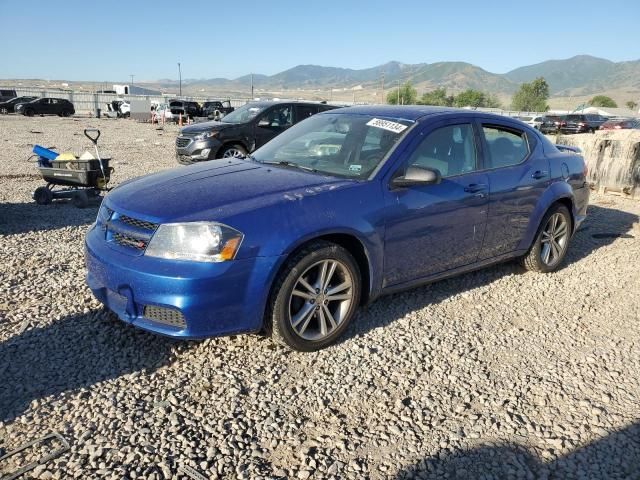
(85, 106), (589, 351)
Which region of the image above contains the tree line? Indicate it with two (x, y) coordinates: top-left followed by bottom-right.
(386, 77), (638, 112)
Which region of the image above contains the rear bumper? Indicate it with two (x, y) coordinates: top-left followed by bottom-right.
(560, 126), (590, 134)
(85, 225), (282, 339)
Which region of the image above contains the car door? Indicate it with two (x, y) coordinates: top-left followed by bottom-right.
(383, 119), (489, 286)
(477, 120), (550, 260)
(253, 104), (293, 148)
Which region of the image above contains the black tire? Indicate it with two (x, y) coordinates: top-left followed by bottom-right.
(33, 186), (53, 205)
(218, 144), (247, 159)
(24, 109), (34, 117)
(521, 204), (572, 273)
(62, 110), (71, 117)
(124, 111), (130, 118)
(266, 240), (361, 351)
(72, 190), (89, 208)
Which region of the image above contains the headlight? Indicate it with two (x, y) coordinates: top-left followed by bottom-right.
(145, 222), (243, 262)
(194, 130), (217, 141)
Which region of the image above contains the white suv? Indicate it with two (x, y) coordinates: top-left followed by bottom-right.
(517, 115), (544, 130)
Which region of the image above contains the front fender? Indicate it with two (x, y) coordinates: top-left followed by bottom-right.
(517, 181), (574, 251)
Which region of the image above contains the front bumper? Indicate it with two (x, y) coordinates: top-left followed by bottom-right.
(85, 225), (282, 338)
(175, 136), (222, 164)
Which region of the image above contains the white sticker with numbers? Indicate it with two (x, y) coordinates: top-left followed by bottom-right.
(366, 118), (408, 133)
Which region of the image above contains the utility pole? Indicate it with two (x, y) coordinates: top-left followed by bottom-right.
(129, 74), (134, 88)
(250, 73), (254, 100)
(397, 80), (401, 105)
(380, 71), (385, 104)
(178, 62), (182, 97)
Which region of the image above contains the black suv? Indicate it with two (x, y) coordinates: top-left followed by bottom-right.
(169, 100), (201, 117)
(0, 96), (38, 114)
(0, 89), (17, 102)
(16, 98), (75, 117)
(175, 101), (338, 164)
(560, 114), (608, 134)
(202, 100), (234, 118)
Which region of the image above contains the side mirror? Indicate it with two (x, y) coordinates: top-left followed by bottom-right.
(257, 119), (270, 128)
(391, 166), (442, 188)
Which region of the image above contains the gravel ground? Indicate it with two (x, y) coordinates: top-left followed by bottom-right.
(1, 115), (639, 479)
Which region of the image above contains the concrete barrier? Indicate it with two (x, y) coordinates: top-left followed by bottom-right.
(553, 130), (640, 199)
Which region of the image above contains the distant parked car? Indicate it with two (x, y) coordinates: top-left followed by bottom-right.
(169, 100), (201, 118)
(0, 96), (38, 114)
(202, 100), (234, 119)
(539, 116), (565, 134)
(560, 114), (608, 134)
(175, 100), (338, 163)
(0, 89), (17, 103)
(153, 103), (175, 123)
(517, 115), (545, 130)
(16, 98), (75, 117)
(599, 118), (640, 130)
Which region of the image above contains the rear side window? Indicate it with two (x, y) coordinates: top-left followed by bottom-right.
(407, 124), (477, 177)
(482, 125), (530, 169)
(295, 105), (318, 122)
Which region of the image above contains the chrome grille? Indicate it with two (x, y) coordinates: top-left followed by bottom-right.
(113, 232), (147, 250)
(120, 215), (158, 232)
(176, 137), (191, 148)
(144, 306), (186, 328)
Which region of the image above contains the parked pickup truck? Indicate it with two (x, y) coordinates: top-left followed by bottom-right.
(202, 100), (234, 119)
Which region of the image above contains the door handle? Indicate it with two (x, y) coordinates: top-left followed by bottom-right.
(464, 183), (488, 193)
(531, 170), (548, 180)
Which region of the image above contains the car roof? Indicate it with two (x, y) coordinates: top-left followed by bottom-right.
(324, 105), (524, 123)
(247, 100), (334, 108)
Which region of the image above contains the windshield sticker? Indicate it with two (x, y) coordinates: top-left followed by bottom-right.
(349, 164), (362, 172)
(366, 118), (408, 134)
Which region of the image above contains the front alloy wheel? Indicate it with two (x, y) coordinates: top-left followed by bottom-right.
(289, 259), (354, 341)
(220, 145), (247, 159)
(268, 241), (361, 351)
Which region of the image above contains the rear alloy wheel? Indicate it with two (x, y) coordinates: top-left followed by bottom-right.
(522, 204), (572, 272)
(62, 110), (71, 117)
(220, 145), (247, 159)
(268, 241), (361, 351)
(25, 109), (35, 117)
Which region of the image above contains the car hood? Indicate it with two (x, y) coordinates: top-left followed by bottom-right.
(106, 159), (353, 223)
(179, 120), (238, 134)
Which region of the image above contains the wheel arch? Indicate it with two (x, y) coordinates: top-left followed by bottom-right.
(519, 184), (576, 252)
(268, 231), (374, 308)
(216, 140), (249, 158)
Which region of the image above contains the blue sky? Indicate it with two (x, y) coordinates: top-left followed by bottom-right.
(1, 0), (638, 82)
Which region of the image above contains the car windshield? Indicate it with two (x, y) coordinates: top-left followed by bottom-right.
(565, 115), (583, 121)
(221, 103), (266, 123)
(251, 113), (413, 179)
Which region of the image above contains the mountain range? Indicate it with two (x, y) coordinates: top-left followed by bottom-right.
(157, 55), (640, 98)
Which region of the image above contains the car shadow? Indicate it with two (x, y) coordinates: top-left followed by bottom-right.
(394, 421), (640, 479)
(0, 309), (181, 421)
(340, 204), (638, 344)
(0, 200), (101, 236)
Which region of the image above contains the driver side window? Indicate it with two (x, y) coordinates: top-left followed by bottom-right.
(407, 124), (477, 177)
(260, 106), (292, 128)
